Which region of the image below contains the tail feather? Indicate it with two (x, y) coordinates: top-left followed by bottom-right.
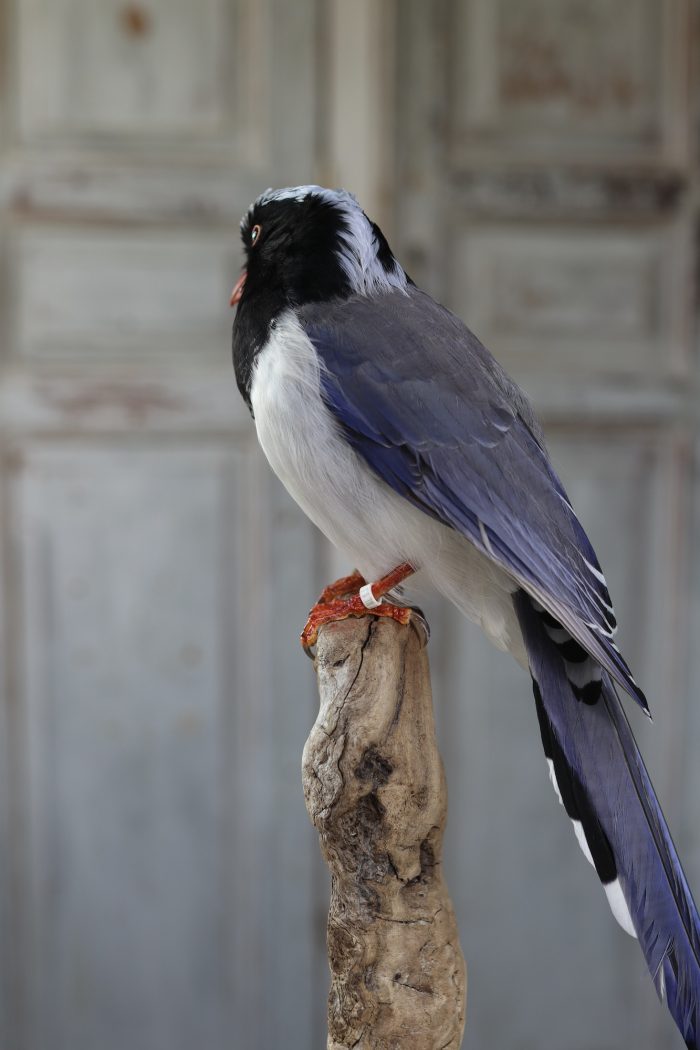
(514, 591), (700, 1048)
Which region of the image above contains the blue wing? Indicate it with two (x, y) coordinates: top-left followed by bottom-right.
(298, 286), (647, 712)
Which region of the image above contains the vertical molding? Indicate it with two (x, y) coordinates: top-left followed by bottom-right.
(683, 431), (700, 865)
(661, 0), (693, 169)
(325, 0), (397, 232)
(393, 0), (451, 299)
(681, 0), (700, 913)
(0, 0), (7, 151)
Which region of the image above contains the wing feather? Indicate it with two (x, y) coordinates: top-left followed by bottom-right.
(299, 288), (646, 711)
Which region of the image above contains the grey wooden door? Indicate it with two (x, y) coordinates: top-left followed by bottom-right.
(0, 2), (330, 1048)
(395, 1), (699, 1047)
(2, 3), (698, 1049)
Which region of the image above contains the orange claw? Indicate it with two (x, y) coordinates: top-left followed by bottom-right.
(300, 561), (415, 653)
(300, 594), (412, 652)
(316, 570), (366, 605)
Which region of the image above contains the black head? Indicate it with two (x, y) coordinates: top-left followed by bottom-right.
(231, 185), (407, 408)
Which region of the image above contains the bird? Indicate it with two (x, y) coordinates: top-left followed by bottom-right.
(231, 184), (700, 1047)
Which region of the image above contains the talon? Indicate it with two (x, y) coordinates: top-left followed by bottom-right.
(300, 562), (416, 655)
(316, 570), (366, 605)
(300, 596), (412, 653)
(407, 605), (430, 645)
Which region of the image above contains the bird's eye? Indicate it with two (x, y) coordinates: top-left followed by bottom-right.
(250, 224), (262, 247)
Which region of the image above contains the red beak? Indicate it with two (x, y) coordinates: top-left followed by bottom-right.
(230, 270), (247, 307)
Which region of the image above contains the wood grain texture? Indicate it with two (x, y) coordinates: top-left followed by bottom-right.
(303, 616), (466, 1050)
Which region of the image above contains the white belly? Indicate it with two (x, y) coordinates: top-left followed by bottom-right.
(250, 311), (524, 659)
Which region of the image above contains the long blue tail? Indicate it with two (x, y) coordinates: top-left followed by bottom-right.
(514, 591), (700, 1048)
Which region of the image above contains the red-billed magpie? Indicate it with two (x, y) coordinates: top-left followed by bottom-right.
(231, 184), (700, 1047)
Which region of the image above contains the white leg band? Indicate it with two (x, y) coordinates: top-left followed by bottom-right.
(359, 583), (383, 609)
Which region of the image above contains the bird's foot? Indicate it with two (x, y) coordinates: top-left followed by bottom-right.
(315, 570), (366, 605)
(301, 561), (415, 654)
(301, 596), (412, 652)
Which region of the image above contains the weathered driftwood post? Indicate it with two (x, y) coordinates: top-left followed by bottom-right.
(302, 616), (467, 1049)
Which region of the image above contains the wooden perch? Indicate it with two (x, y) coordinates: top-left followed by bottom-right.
(302, 616), (467, 1049)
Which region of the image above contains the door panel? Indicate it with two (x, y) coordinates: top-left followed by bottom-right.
(16, 229), (235, 360)
(19, 446), (246, 1050)
(451, 0), (688, 166)
(452, 219), (690, 379)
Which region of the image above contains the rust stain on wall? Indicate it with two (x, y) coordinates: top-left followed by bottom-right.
(500, 33), (640, 112)
(41, 381), (183, 424)
(120, 4), (152, 38)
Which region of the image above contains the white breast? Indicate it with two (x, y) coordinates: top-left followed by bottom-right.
(249, 311), (524, 660)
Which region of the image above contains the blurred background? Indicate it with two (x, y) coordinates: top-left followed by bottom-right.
(0, 0), (697, 1047)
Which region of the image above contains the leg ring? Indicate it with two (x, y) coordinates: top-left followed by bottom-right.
(359, 583), (383, 609)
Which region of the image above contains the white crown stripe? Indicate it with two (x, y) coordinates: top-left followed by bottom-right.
(250, 185), (409, 298)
